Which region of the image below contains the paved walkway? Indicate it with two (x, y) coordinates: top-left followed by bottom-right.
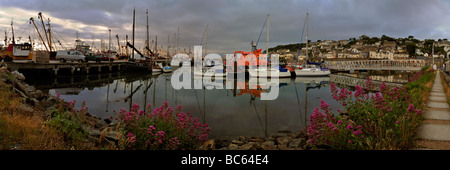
(416, 71), (450, 150)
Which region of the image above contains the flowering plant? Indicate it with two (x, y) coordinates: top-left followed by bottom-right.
(116, 102), (210, 150)
(308, 68), (434, 150)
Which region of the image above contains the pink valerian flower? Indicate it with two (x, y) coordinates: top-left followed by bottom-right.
(308, 107), (326, 143)
(407, 104), (423, 115)
(175, 105), (182, 112)
(155, 131), (166, 144)
(126, 132), (137, 143)
(131, 103), (140, 112)
(147, 125), (156, 134)
(146, 104), (152, 111)
(55, 92), (61, 99)
(380, 82), (387, 92)
(365, 77), (374, 91)
(346, 124), (353, 131)
(338, 88), (352, 101)
(354, 85), (365, 98)
(117, 102), (210, 150)
(407, 104), (415, 112)
(320, 100), (329, 110)
(198, 134), (209, 142)
(168, 137), (181, 148)
(327, 122), (335, 129)
(330, 83), (339, 100)
(415, 109), (423, 115)
(357, 125), (362, 129)
(353, 130), (363, 136)
(138, 110), (145, 116)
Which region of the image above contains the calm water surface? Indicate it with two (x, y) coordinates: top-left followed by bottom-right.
(26, 69), (414, 139)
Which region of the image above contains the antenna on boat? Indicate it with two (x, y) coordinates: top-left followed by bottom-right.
(11, 18), (15, 45)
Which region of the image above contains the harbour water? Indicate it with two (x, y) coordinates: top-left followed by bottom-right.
(24, 69), (415, 140)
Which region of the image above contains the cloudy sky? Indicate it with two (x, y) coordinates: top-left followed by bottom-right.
(1, 0), (450, 54)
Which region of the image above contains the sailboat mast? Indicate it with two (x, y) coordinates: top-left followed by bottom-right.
(132, 7), (135, 60)
(177, 26), (179, 54)
(266, 14), (269, 55)
(205, 24), (208, 58)
(306, 13), (309, 63)
(167, 34), (170, 57)
(146, 9), (149, 57)
(306, 13), (309, 61)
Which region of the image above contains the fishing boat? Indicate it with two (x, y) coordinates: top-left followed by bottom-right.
(152, 63), (162, 72)
(157, 62), (171, 73)
(294, 13), (331, 77)
(163, 65), (172, 73)
(0, 19), (33, 61)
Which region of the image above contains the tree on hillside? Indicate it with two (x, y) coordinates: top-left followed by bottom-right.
(381, 35), (395, 42)
(405, 43), (416, 56)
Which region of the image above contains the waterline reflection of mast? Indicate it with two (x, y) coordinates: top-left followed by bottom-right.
(143, 79), (148, 112)
(143, 79), (154, 112)
(202, 24), (208, 124)
(106, 76), (110, 113)
(304, 83), (308, 126)
(264, 14), (269, 138)
(153, 77), (156, 107)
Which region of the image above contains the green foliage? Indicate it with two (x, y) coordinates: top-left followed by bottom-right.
(266, 43), (303, 53)
(48, 99), (89, 146)
(308, 67), (435, 150)
(405, 43), (417, 56)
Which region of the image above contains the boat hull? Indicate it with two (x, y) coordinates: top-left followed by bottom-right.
(294, 69), (331, 77)
(152, 68), (162, 72)
(193, 71), (227, 77)
(248, 69), (291, 78)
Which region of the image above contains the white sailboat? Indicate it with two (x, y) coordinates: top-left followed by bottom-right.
(294, 13), (331, 77)
(247, 14), (291, 78)
(248, 66), (291, 78)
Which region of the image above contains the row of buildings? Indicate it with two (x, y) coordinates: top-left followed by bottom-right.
(277, 38), (450, 61)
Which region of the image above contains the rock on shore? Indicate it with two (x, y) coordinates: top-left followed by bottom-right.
(199, 128), (311, 150)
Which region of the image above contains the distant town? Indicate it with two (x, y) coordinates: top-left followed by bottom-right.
(269, 35), (450, 62)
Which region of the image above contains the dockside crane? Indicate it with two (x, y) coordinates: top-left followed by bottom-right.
(29, 17), (48, 51)
(38, 12), (52, 52)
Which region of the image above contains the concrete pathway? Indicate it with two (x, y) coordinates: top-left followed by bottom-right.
(416, 71), (450, 150)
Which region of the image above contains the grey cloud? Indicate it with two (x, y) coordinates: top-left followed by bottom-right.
(2, 0), (450, 54)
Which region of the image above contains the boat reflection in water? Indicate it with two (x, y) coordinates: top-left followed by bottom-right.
(32, 67), (343, 140)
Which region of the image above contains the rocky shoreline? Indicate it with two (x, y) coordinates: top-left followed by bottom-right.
(199, 128), (311, 150)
